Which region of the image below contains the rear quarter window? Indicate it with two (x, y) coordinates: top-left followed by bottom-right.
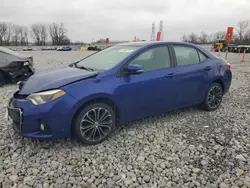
(198, 51), (208, 63)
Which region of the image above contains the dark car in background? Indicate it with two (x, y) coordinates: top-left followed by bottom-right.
(0, 47), (35, 86)
(87, 46), (101, 51)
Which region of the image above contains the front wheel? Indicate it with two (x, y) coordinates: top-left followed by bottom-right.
(73, 103), (116, 145)
(201, 83), (223, 111)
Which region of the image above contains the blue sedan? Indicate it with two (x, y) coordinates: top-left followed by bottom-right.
(7, 42), (232, 145)
(57, 46), (72, 51)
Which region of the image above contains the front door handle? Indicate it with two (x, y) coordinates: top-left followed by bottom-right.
(164, 73), (176, 79)
(204, 66), (212, 71)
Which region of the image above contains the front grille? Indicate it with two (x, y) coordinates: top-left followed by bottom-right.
(12, 120), (21, 133)
(8, 108), (21, 123)
(7, 98), (23, 133)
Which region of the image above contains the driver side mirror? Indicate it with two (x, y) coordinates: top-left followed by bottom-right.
(126, 64), (144, 75)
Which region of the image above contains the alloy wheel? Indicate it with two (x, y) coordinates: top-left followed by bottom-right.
(207, 85), (223, 109)
(80, 107), (112, 142)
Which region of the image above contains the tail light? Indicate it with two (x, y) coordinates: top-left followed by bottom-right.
(28, 58), (33, 66)
(225, 62), (231, 69)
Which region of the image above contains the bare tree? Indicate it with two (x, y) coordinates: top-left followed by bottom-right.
(19, 26), (29, 45)
(24, 27), (29, 45)
(49, 23), (69, 45)
(207, 33), (214, 43)
(198, 31), (208, 44)
(236, 20), (249, 44)
(0, 23), (5, 45)
(12, 24), (21, 46)
(30, 24), (41, 45)
(40, 24), (47, 45)
(5, 23), (13, 45)
(0, 22), (13, 45)
(244, 29), (250, 44)
(181, 34), (188, 42)
(188, 33), (198, 43)
(212, 31), (226, 42)
(49, 23), (58, 45)
(30, 24), (48, 45)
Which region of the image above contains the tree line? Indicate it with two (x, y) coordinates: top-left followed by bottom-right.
(181, 20), (250, 45)
(0, 22), (70, 46)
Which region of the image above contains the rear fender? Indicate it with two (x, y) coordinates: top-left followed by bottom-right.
(199, 75), (224, 102)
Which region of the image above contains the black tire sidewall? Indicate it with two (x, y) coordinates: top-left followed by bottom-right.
(203, 83), (223, 111)
(73, 102), (116, 145)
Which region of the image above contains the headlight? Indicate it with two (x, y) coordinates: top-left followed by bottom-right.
(27, 89), (66, 105)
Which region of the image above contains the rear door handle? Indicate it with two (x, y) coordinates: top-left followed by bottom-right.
(164, 73), (176, 79)
(204, 66), (212, 71)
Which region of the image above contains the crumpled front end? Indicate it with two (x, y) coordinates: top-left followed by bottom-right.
(7, 90), (78, 139)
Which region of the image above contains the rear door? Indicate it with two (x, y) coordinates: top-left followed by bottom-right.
(117, 45), (179, 121)
(171, 44), (212, 107)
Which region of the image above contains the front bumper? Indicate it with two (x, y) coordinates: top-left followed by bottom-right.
(7, 91), (78, 139)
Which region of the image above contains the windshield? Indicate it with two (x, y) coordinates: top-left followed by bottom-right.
(76, 45), (141, 71)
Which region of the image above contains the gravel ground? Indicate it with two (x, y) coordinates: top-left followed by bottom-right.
(0, 51), (250, 188)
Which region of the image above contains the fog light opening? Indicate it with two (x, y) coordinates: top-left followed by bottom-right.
(40, 122), (51, 134)
(40, 123), (45, 131)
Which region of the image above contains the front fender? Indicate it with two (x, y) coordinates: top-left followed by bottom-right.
(63, 79), (124, 124)
(68, 93), (123, 126)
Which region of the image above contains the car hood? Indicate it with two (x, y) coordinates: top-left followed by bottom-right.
(19, 66), (98, 95)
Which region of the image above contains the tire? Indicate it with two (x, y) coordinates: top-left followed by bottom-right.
(73, 102), (116, 145)
(201, 82), (223, 111)
(0, 71), (6, 86)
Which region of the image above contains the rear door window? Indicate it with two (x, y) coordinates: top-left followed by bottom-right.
(173, 45), (200, 66)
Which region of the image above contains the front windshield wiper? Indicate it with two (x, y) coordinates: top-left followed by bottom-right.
(77, 65), (94, 71)
(70, 61), (94, 71)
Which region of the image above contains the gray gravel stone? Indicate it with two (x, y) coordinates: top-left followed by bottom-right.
(189, 145), (196, 151)
(95, 178), (102, 186)
(235, 154), (247, 161)
(219, 182), (229, 188)
(113, 175), (121, 182)
(201, 159), (209, 166)
(9, 175), (18, 182)
(192, 168), (201, 174)
(137, 156), (145, 162)
(143, 175), (150, 183)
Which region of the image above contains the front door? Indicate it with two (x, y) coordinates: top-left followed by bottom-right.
(116, 45), (179, 121)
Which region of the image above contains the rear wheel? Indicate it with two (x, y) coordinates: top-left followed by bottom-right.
(0, 72), (6, 86)
(73, 103), (116, 145)
(201, 82), (223, 111)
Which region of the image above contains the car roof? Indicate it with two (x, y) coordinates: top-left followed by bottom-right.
(117, 41), (197, 47)
(116, 41), (215, 59)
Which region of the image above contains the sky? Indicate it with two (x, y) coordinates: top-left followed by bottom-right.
(1, 0), (250, 43)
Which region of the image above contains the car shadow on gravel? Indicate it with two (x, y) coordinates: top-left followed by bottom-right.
(6, 101), (235, 151)
(8, 105), (203, 146)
